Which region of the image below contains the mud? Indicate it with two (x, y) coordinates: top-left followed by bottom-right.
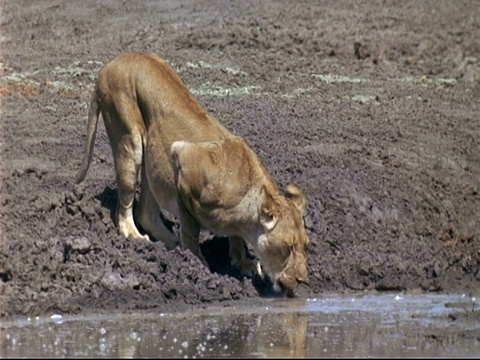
(0, 0), (479, 344)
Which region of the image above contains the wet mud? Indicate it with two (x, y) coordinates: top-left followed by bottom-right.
(1, 0), (479, 345)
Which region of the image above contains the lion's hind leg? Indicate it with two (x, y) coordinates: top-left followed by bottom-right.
(103, 98), (149, 242)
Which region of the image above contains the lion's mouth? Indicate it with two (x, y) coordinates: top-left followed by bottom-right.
(276, 277), (296, 298)
(281, 284), (296, 298)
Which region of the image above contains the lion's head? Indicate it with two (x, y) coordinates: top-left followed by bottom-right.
(256, 183), (309, 297)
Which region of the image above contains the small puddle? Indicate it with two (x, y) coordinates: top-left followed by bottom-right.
(1, 293), (479, 357)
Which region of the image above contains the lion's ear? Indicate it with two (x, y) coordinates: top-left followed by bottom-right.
(259, 186), (277, 231)
(285, 183), (306, 215)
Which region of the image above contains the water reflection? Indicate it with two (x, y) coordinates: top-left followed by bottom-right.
(0, 311), (309, 358)
(1, 293), (479, 357)
(254, 312), (308, 357)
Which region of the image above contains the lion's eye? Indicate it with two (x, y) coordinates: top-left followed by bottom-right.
(279, 245), (291, 258)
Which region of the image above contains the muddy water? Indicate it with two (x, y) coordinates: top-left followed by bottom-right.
(1, 293), (479, 358)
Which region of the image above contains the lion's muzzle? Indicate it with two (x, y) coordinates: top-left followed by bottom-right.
(273, 252), (309, 297)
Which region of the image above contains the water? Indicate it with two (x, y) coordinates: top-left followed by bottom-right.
(1, 293), (479, 357)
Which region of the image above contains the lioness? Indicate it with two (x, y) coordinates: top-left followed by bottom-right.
(76, 52), (309, 296)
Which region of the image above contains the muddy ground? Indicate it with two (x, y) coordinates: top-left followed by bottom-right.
(0, 0), (479, 327)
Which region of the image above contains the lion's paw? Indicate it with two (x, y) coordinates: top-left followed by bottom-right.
(126, 232), (151, 242)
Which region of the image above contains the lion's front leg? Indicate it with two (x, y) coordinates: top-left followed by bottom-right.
(177, 200), (209, 268)
(136, 164), (180, 250)
(229, 236), (263, 278)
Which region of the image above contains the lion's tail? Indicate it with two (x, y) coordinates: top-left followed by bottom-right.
(75, 85), (101, 184)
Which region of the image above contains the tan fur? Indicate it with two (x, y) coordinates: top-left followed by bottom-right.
(76, 52), (309, 295)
